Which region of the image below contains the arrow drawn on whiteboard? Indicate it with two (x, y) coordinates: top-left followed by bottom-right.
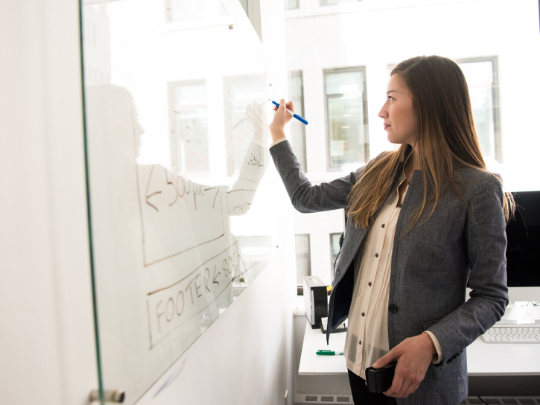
(145, 165), (161, 212)
(213, 266), (221, 286)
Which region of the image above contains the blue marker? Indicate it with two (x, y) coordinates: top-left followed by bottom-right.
(270, 99), (308, 125)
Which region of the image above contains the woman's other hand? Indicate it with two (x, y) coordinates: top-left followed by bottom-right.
(269, 99), (294, 143)
(372, 332), (436, 398)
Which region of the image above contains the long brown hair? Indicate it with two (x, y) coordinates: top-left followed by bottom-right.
(347, 55), (514, 229)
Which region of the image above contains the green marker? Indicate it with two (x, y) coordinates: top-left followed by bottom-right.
(316, 350), (344, 356)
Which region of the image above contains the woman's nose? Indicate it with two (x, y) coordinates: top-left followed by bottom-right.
(378, 105), (388, 119)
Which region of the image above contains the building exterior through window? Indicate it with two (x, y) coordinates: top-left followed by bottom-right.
(324, 67), (369, 170)
(457, 57), (501, 163)
(285, 0), (540, 286)
(289, 70), (308, 172)
(330, 232), (341, 280)
(295, 234), (311, 288)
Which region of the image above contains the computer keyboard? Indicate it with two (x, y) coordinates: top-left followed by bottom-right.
(481, 326), (540, 343)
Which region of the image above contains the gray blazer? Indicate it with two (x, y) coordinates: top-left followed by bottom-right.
(270, 140), (508, 405)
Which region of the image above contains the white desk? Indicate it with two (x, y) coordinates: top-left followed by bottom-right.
(300, 322), (540, 376)
(468, 335), (540, 376)
(299, 323), (348, 375)
(298, 306), (540, 396)
(300, 303), (540, 376)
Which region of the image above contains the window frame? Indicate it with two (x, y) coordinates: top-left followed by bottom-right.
(285, 0), (299, 10)
(455, 56), (502, 163)
(289, 70), (307, 172)
(329, 232), (341, 278)
(295, 234), (311, 294)
(323, 66), (370, 171)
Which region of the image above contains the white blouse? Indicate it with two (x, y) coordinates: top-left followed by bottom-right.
(344, 171), (442, 379)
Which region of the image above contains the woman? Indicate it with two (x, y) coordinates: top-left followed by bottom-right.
(269, 56), (513, 405)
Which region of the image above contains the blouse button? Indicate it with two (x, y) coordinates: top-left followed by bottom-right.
(368, 282), (372, 287)
(375, 253), (379, 258)
(381, 224), (385, 228)
(361, 312), (365, 317)
(359, 340), (362, 345)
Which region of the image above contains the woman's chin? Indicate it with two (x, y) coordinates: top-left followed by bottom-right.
(387, 136), (401, 145)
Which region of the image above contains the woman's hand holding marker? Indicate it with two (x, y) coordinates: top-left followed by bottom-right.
(269, 99), (294, 143)
(270, 99), (308, 125)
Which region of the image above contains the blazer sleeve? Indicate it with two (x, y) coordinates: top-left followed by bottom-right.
(426, 174), (509, 368)
(269, 140), (357, 213)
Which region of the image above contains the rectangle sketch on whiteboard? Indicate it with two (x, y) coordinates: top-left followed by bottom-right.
(137, 164), (225, 266)
(146, 241), (246, 349)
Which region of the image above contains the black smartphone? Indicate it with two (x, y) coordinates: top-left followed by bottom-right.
(365, 361), (397, 394)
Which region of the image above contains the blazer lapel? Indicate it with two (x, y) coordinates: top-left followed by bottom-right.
(335, 157), (407, 281)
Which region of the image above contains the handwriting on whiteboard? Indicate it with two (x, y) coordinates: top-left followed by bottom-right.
(146, 242), (248, 349)
(137, 164), (225, 266)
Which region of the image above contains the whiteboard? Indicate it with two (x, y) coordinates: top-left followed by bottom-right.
(82, 0), (276, 403)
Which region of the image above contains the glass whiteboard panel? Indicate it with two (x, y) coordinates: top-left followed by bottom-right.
(81, 1), (275, 403)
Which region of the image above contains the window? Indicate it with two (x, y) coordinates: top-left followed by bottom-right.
(457, 57), (501, 162)
(286, 0), (299, 10)
(295, 234), (311, 287)
(289, 71), (307, 171)
(168, 80), (209, 174)
(321, 0), (361, 6)
(329, 233), (341, 279)
(324, 67), (369, 170)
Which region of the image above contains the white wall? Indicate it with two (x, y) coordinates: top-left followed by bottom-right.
(0, 1), (98, 404)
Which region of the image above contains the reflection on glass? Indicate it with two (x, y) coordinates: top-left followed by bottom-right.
(330, 233), (341, 278)
(82, 6), (111, 86)
(321, 0), (361, 6)
(81, 0), (274, 403)
(223, 74), (268, 174)
(166, 0), (228, 23)
(295, 234), (311, 286)
(236, 235), (272, 293)
(325, 68), (369, 169)
(286, 0), (299, 10)
(167, 0), (205, 22)
(458, 59), (500, 162)
(169, 80), (209, 173)
(289, 71), (307, 171)
(86, 83), (269, 403)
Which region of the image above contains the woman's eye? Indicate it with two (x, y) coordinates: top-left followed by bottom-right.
(387, 95), (394, 101)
